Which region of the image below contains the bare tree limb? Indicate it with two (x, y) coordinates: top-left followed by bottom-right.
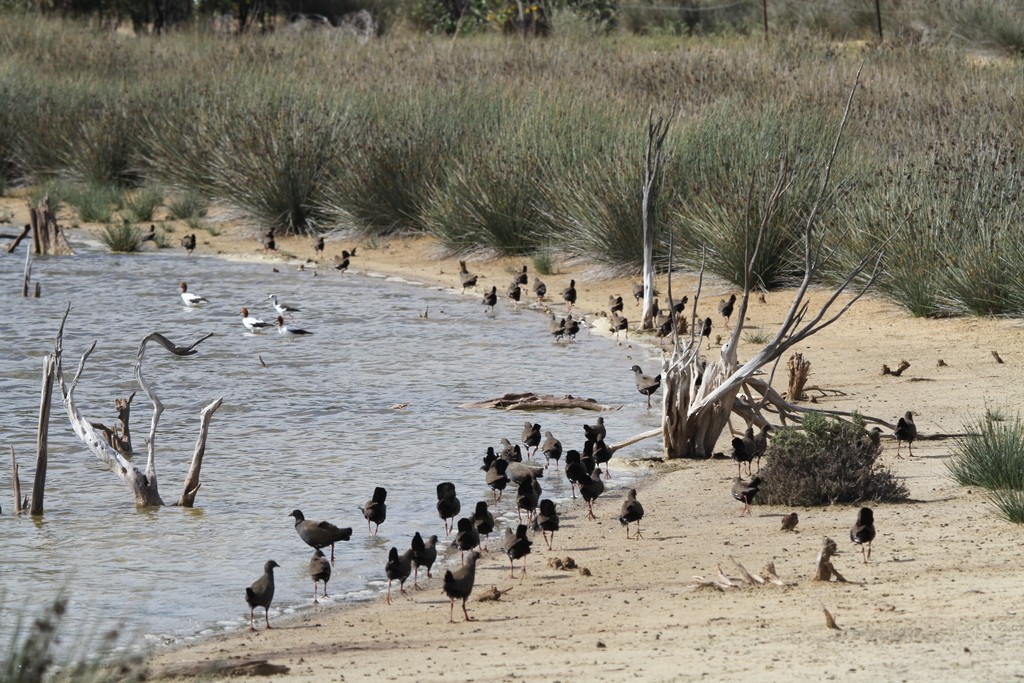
(175, 397), (223, 507)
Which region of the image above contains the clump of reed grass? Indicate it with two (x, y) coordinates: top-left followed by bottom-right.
(531, 250), (556, 275)
(99, 219), (143, 253)
(66, 183), (120, 224)
(122, 185), (163, 223)
(757, 413), (908, 506)
(167, 191), (208, 223)
(947, 413), (1024, 491)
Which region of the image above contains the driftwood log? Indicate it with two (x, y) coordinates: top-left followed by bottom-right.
(29, 355), (56, 515)
(91, 392), (136, 455)
(30, 197), (73, 256)
(53, 306), (222, 507)
(4, 224), (30, 253)
(461, 392), (621, 412)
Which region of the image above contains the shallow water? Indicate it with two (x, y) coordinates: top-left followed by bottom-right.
(0, 235), (662, 649)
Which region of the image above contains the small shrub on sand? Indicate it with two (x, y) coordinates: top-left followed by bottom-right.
(757, 413), (908, 506)
(122, 185), (163, 222)
(67, 183), (120, 224)
(99, 220), (143, 253)
(947, 414), (1024, 491)
(167, 191), (208, 223)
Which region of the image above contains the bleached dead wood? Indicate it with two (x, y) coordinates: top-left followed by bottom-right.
(640, 108), (676, 330)
(175, 397), (223, 507)
(761, 561), (786, 586)
(730, 556), (765, 585)
(29, 197), (73, 256)
(30, 355), (55, 515)
(689, 558), (786, 591)
(54, 306), (221, 507)
(461, 392), (620, 412)
(10, 446), (22, 514)
(4, 224), (30, 253)
(812, 537), (847, 583)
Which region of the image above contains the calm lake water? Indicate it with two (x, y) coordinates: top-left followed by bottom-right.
(0, 233), (663, 651)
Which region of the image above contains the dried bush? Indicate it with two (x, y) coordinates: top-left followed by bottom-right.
(757, 413), (908, 506)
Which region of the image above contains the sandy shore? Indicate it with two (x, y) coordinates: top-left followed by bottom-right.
(6, 198), (1024, 681)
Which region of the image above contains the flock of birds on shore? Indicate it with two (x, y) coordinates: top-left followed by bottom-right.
(174, 236), (916, 630)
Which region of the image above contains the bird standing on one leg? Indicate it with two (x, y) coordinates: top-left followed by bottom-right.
(851, 507), (876, 563)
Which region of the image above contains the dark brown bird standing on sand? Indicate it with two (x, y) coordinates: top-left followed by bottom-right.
(619, 488), (645, 539)
(455, 517), (481, 564)
(181, 233), (196, 255)
(436, 482), (461, 536)
(385, 546), (414, 604)
(533, 499), (559, 550)
(361, 486), (387, 536)
(522, 422), (542, 458)
(732, 476), (761, 516)
(532, 277), (546, 302)
(503, 524), (532, 578)
(443, 550), (481, 623)
(732, 426), (756, 477)
(459, 260), (478, 292)
(289, 510), (353, 564)
(562, 279), (577, 311)
(472, 500), (495, 550)
(541, 430), (562, 469)
(514, 265), (528, 286)
(313, 235), (324, 256)
(895, 411), (917, 458)
(411, 532), (438, 589)
(564, 449), (585, 499)
(245, 560), (279, 631)
(579, 468), (605, 519)
(482, 286), (498, 313)
(718, 293), (737, 329)
(780, 512), (799, 532)
(630, 365), (661, 409)
(261, 228), (276, 253)
(516, 476), (540, 525)
(309, 549), (331, 604)
(851, 507), (876, 563)
(701, 317), (713, 349)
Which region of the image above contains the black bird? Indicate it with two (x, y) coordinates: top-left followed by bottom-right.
(851, 507), (876, 563)
(619, 488), (645, 539)
(459, 260), (478, 292)
(719, 293), (737, 329)
(436, 482), (461, 536)
(485, 457), (510, 503)
(564, 314), (580, 341)
(503, 524), (532, 578)
(309, 549), (331, 604)
(564, 449), (586, 499)
(632, 282), (644, 305)
(507, 280), (522, 308)
(313, 235), (324, 256)
(630, 365), (661, 409)
(579, 469), (605, 519)
(516, 476), (540, 525)
(514, 265), (528, 286)
(533, 277), (547, 302)
(472, 500), (495, 550)
(261, 228), (276, 253)
(672, 296), (689, 314)
(482, 286), (498, 313)
(333, 249), (354, 272)
(701, 317), (713, 349)
(895, 411), (917, 458)
(533, 498), (560, 550)
(591, 438), (612, 478)
(497, 438), (518, 461)
(608, 295), (624, 314)
(411, 532), (438, 589)
(180, 232), (196, 255)
(732, 476), (761, 516)
(245, 560), (279, 631)
(583, 417), (606, 443)
(561, 279), (577, 311)
(443, 551), (480, 623)
(541, 430), (562, 469)
(362, 486), (387, 536)
(385, 546), (414, 604)
(522, 422), (542, 458)
(731, 427), (756, 477)
(289, 510), (353, 564)
(550, 312), (566, 341)
(454, 517), (481, 563)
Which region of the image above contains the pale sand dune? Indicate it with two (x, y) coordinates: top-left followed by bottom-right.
(5, 198), (1024, 681)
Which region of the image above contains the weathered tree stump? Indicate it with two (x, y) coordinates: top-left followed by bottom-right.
(30, 197), (73, 256)
(811, 537), (847, 583)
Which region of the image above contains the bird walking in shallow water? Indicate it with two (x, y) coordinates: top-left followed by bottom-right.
(289, 510), (353, 564)
(895, 411), (917, 458)
(436, 482), (461, 536)
(532, 277), (546, 302)
(362, 486), (387, 536)
(459, 260), (477, 292)
(619, 489), (645, 539)
(181, 233), (196, 256)
(241, 307), (273, 334)
(541, 431), (562, 469)
(411, 532), (437, 590)
(309, 550), (331, 604)
(630, 365), (661, 409)
(851, 507), (876, 563)
(245, 560), (279, 631)
(179, 282), (208, 307)
(732, 476), (761, 516)
(522, 422), (542, 459)
(561, 279), (577, 312)
(267, 293), (299, 315)
(276, 316), (312, 336)
(482, 286), (498, 313)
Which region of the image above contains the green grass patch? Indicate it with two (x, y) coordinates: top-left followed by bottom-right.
(99, 219), (143, 253)
(947, 413), (1024, 490)
(66, 183), (120, 224)
(122, 185), (163, 223)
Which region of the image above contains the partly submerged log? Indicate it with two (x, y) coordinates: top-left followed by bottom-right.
(4, 224), (30, 253)
(461, 392), (621, 412)
(30, 354), (56, 515)
(30, 197), (73, 256)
